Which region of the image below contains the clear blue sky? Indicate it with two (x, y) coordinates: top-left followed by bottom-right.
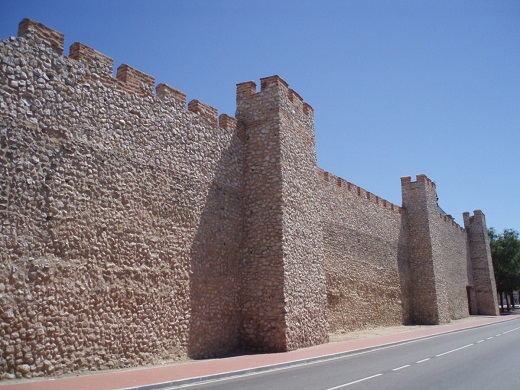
(1, 0), (519, 232)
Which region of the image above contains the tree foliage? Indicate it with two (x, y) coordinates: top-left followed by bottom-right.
(488, 228), (520, 310)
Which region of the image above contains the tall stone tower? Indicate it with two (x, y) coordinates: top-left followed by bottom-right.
(236, 76), (328, 352)
(401, 175), (451, 324)
(464, 211), (500, 316)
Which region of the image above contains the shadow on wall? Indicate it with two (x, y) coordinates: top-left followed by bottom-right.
(397, 217), (412, 325)
(188, 132), (245, 359)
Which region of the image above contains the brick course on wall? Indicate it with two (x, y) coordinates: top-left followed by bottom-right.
(0, 19), (499, 380)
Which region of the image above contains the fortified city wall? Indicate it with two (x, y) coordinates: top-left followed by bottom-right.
(319, 170), (408, 332)
(0, 19), (246, 376)
(401, 175), (474, 324)
(0, 19), (499, 380)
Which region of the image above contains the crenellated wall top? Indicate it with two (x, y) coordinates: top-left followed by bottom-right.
(318, 168), (402, 214)
(402, 174), (465, 232)
(13, 18), (240, 131)
(237, 75), (314, 117)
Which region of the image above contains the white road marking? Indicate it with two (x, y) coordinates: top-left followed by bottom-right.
(435, 343), (473, 357)
(327, 324), (520, 390)
(327, 374), (383, 389)
(502, 326), (520, 334)
(126, 322), (520, 390)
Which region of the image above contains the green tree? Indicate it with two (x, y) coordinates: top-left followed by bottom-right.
(488, 228), (520, 312)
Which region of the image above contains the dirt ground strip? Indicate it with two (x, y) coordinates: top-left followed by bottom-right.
(328, 315), (499, 342)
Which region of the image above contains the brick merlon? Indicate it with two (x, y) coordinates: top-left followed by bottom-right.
(18, 18), (64, 55)
(188, 99), (218, 127)
(237, 81), (257, 97)
(260, 75), (289, 91)
(69, 42), (114, 71)
(156, 83), (187, 105)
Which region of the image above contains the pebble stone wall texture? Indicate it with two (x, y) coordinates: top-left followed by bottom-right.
(463, 211), (500, 316)
(401, 176), (499, 324)
(0, 19), (499, 380)
(235, 77), (328, 352)
(401, 175), (451, 324)
(277, 82), (328, 350)
(0, 19), (244, 378)
(319, 170), (408, 332)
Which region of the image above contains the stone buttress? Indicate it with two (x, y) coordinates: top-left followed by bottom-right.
(401, 175), (451, 324)
(464, 211), (500, 316)
(401, 176), (499, 324)
(236, 76), (328, 352)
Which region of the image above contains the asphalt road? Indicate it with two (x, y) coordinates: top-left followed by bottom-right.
(168, 319), (520, 390)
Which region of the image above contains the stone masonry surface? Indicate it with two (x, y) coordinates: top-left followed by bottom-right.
(0, 19), (499, 380)
(320, 170), (407, 332)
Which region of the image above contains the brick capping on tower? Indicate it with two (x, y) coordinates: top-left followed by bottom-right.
(236, 80), (257, 97)
(260, 74), (289, 90)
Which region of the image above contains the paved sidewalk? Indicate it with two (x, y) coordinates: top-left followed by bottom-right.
(2, 312), (519, 390)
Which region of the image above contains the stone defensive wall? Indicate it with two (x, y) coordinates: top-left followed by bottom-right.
(1, 19), (246, 378)
(399, 175), (495, 325)
(0, 19), (499, 380)
(318, 169), (407, 332)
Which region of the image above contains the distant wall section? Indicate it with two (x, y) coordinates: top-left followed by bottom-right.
(401, 175), (480, 324)
(319, 170), (407, 332)
(430, 211), (471, 320)
(464, 211), (500, 316)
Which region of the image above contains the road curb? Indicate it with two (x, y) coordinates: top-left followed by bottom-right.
(117, 315), (520, 390)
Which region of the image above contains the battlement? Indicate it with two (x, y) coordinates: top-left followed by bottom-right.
(219, 114), (245, 138)
(438, 211), (465, 232)
(69, 42), (114, 74)
(318, 168), (401, 213)
(116, 64), (155, 96)
(463, 210), (486, 227)
(188, 100), (218, 127)
(236, 75), (314, 117)
(156, 83), (187, 105)
(18, 18), (64, 55)
(401, 174), (436, 189)
(8, 18), (241, 131)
